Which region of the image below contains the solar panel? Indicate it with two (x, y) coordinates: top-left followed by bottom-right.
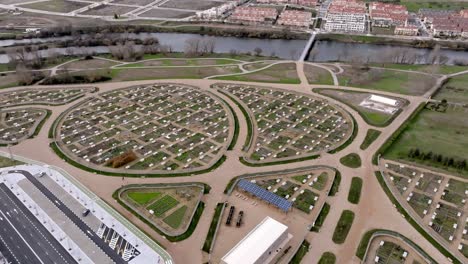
(237, 179), (292, 212)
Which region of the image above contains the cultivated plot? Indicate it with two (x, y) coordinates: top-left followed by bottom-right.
(54, 83), (233, 174)
(118, 183), (204, 235)
(0, 108), (48, 145)
(214, 83), (353, 163)
(383, 161), (468, 258)
(0, 87), (96, 107)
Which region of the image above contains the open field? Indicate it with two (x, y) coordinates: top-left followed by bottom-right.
(360, 129), (382, 150)
(139, 8), (196, 19)
(19, 0), (88, 13)
(332, 210), (355, 244)
(371, 63), (468, 75)
(304, 64), (334, 85)
(316, 89), (406, 126)
(400, 0), (468, 12)
(117, 58), (236, 68)
(55, 83), (233, 174)
(340, 153), (361, 168)
(338, 66), (437, 96)
(216, 63), (300, 84)
(0, 156), (24, 168)
(63, 58), (120, 70)
(384, 105), (468, 178)
(161, 0), (224, 11)
(0, 73), (18, 89)
(215, 83), (353, 163)
(110, 66), (241, 81)
(119, 184), (203, 235)
(434, 74), (468, 104)
(82, 5), (136, 16)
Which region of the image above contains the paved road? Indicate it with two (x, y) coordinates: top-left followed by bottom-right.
(8, 170), (126, 264)
(0, 183), (77, 264)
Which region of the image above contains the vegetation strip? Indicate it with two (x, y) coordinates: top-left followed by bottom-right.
(202, 203), (225, 253)
(360, 129), (381, 150)
(310, 202), (330, 232)
(332, 210), (355, 244)
(289, 240), (310, 264)
(347, 177), (363, 204)
(318, 252), (336, 264)
(340, 153), (362, 168)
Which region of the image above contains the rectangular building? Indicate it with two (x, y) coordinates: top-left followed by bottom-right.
(221, 217), (292, 264)
(277, 10), (312, 27)
(229, 6), (278, 23)
(324, 0), (367, 33)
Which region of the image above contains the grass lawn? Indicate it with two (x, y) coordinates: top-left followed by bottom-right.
(318, 252), (336, 264)
(338, 67), (436, 96)
(332, 210), (355, 244)
(110, 66), (241, 81)
(0, 156), (24, 168)
(340, 153), (362, 168)
(147, 195), (179, 217)
(163, 205), (187, 229)
(127, 191), (161, 206)
(348, 177), (363, 204)
(304, 64), (334, 85)
(316, 89), (401, 127)
(329, 171), (341, 196)
(370, 63), (467, 75)
(215, 63), (300, 84)
(20, 0), (87, 13)
(311, 203), (330, 232)
(202, 203), (224, 253)
(0, 73), (19, 89)
(384, 106), (468, 179)
(400, 0), (468, 12)
(290, 240), (310, 264)
(434, 74), (468, 104)
(360, 129), (382, 150)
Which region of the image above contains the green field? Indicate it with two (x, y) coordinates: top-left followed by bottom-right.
(20, 0), (87, 13)
(360, 129), (382, 150)
(348, 177), (363, 204)
(339, 67), (436, 96)
(434, 74), (468, 104)
(215, 63), (300, 84)
(127, 191), (161, 205)
(371, 63), (467, 75)
(304, 64), (334, 85)
(340, 153), (362, 168)
(311, 203), (330, 232)
(316, 89), (402, 127)
(401, 0), (468, 12)
(332, 210), (355, 244)
(203, 203), (224, 253)
(290, 240), (310, 264)
(384, 106), (468, 178)
(147, 195), (179, 217)
(0, 156), (24, 168)
(318, 252), (336, 264)
(163, 205), (187, 229)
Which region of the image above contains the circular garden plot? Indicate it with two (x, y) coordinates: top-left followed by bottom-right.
(0, 87), (96, 107)
(54, 83), (234, 175)
(0, 108), (49, 145)
(214, 83), (353, 164)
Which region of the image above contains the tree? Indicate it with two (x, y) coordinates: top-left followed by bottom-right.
(253, 47), (263, 57)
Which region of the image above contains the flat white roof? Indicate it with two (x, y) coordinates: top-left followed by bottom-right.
(221, 217), (288, 264)
(369, 95), (398, 106)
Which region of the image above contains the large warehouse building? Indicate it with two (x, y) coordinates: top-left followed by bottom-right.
(221, 216), (292, 264)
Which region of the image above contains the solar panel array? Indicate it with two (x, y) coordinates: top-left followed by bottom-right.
(237, 179), (292, 212)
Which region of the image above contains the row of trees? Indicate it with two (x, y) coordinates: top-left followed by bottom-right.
(408, 148), (467, 171)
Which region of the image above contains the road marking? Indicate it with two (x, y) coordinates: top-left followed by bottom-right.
(0, 211), (45, 264)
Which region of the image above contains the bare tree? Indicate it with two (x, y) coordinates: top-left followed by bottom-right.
(253, 47), (263, 57)
(184, 38), (201, 57)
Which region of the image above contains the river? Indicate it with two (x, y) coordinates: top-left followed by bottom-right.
(1, 32), (468, 65)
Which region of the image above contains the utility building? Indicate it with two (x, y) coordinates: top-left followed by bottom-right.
(221, 216), (292, 264)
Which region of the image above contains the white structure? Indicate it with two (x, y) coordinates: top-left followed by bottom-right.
(221, 216), (292, 264)
(359, 94), (400, 114)
(324, 0), (367, 33)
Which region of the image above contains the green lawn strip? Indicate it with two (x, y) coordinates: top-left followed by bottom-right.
(318, 252), (336, 264)
(0, 156), (24, 168)
(217, 90), (253, 151)
(239, 154), (320, 167)
(289, 240), (310, 264)
(328, 115), (358, 154)
(163, 205), (187, 229)
(50, 142), (226, 177)
(329, 170), (341, 196)
(31, 109), (51, 138)
(202, 203), (224, 253)
(401, 1), (468, 12)
(373, 102), (426, 165)
(127, 192), (161, 206)
(114, 188), (205, 242)
(360, 129), (381, 150)
(218, 96), (239, 150)
(347, 177), (363, 204)
(340, 153), (362, 168)
(311, 202), (330, 232)
(332, 210), (355, 244)
(433, 74), (468, 104)
(374, 171), (461, 263)
(314, 88), (399, 127)
(147, 195), (179, 217)
(215, 74), (300, 84)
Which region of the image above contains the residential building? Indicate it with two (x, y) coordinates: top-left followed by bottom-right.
(324, 0), (367, 33)
(369, 2), (408, 27)
(395, 24), (419, 36)
(229, 6), (278, 23)
(277, 10), (312, 27)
